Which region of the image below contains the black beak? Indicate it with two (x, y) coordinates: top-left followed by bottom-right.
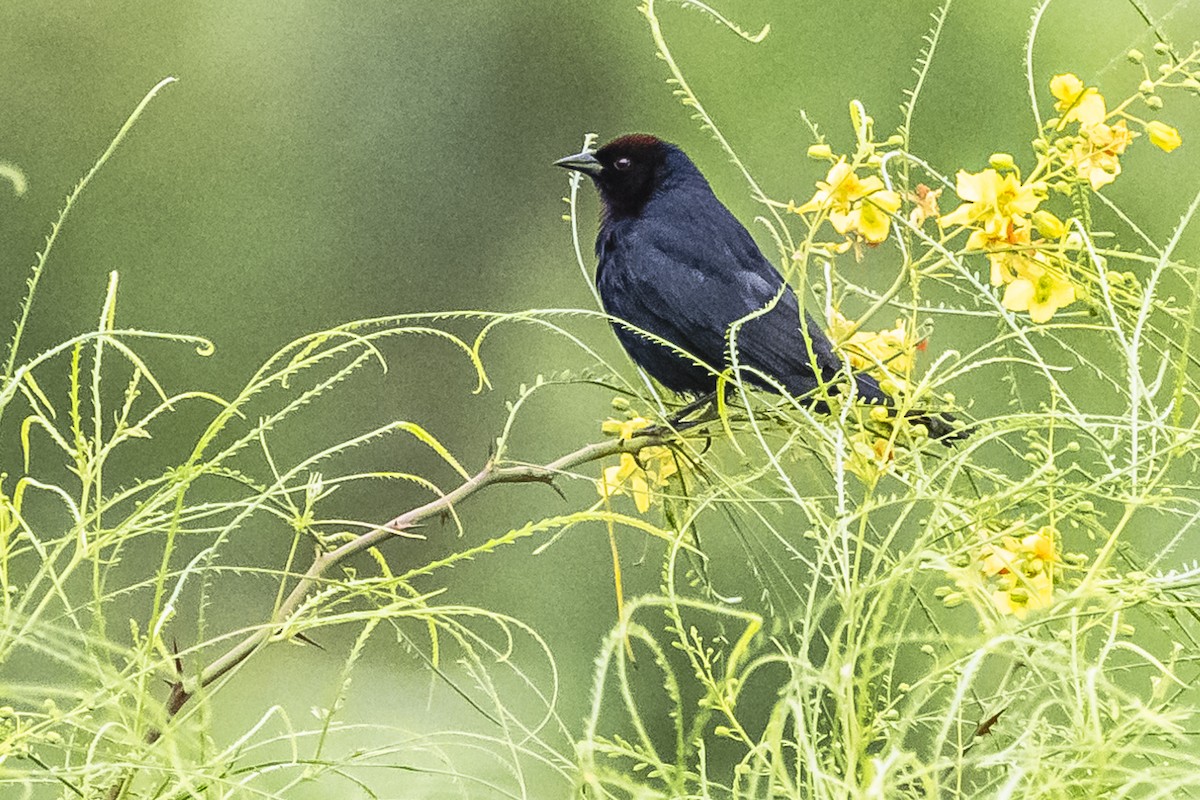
(554, 150), (603, 177)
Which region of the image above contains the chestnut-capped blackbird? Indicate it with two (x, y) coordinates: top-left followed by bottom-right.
(555, 133), (960, 441)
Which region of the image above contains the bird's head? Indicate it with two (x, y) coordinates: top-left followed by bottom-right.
(555, 134), (684, 219)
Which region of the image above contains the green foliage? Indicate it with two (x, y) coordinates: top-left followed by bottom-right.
(3, 3), (1200, 799)
(572, 2), (1200, 798)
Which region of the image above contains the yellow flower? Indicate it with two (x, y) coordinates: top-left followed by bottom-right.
(828, 310), (918, 392)
(1050, 73), (1107, 129)
(856, 189), (902, 243)
(979, 537), (1022, 577)
(601, 416), (653, 440)
(1000, 260), (1076, 323)
(981, 224), (1078, 323)
(1022, 526), (1059, 563)
(844, 429), (894, 486)
(985, 248), (1022, 287)
(906, 183), (942, 228)
(1069, 120), (1134, 190)
(793, 158), (901, 244)
(950, 525), (1062, 620)
(597, 448), (677, 512)
(598, 454), (648, 512)
(597, 412), (677, 513)
(1146, 120), (1182, 153)
(940, 169), (1044, 248)
(990, 571), (1053, 619)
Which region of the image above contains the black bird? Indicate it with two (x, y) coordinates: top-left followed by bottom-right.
(555, 133), (960, 440)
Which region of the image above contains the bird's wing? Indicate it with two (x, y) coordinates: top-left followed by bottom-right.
(598, 199), (886, 403)
(718, 268), (852, 397)
(601, 217), (823, 381)
(598, 224), (733, 373)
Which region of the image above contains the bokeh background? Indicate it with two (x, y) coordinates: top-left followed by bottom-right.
(2, 0), (1198, 794)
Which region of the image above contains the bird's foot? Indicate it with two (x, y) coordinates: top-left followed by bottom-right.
(635, 392), (719, 438)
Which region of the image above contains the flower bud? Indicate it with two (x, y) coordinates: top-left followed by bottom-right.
(1138, 79), (1155, 94)
(1127, 48), (1144, 63)
(1146, 120), (1182, 152)
(942, 591), (965, 608)
(869, 405), (890, 422)
(1033, 209), (1067, 239)
(1153, 42), (1170, 55)
(988, 152), (1016, 171)
(807, 143), (833, 160)
(1144, 95), (1164, 109)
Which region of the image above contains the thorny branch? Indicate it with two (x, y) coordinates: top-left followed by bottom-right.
(142, 430), (673, 747)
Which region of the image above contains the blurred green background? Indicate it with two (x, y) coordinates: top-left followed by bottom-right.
(2, 0), (1198, 793)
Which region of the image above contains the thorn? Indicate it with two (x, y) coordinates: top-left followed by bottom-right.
(293, 632), (325, 651)
(543, 477), (567, 502)
(522, 469), (567, 501)
(973, 707), (1005, 738)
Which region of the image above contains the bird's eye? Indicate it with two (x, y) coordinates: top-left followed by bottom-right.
(613, 157), (633, 171)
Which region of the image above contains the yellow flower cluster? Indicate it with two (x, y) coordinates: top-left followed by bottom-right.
(940, 166), (1077, 323)
(827, 310), (919, 395)
(596, 415), (678, 513)
(788, 58), (1189, 329)
(1050, 73), (1134, 190)
(937, 70), (1185, 323)
(945, 526), (1061, 620)
(791, 158), (901, 249)
(843, 425), (895, 487)
(825, 311), (939, 486)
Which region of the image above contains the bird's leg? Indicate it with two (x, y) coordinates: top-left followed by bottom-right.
(651, 391), (719, 433)
(672, 391), (717, 422)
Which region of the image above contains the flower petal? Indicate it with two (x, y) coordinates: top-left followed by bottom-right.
(1002, 279), (1035, 313)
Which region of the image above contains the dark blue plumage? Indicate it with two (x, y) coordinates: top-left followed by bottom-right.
(555, 134), (958, 439)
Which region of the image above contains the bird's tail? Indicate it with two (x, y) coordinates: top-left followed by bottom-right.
(906, 410), (968, 442)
